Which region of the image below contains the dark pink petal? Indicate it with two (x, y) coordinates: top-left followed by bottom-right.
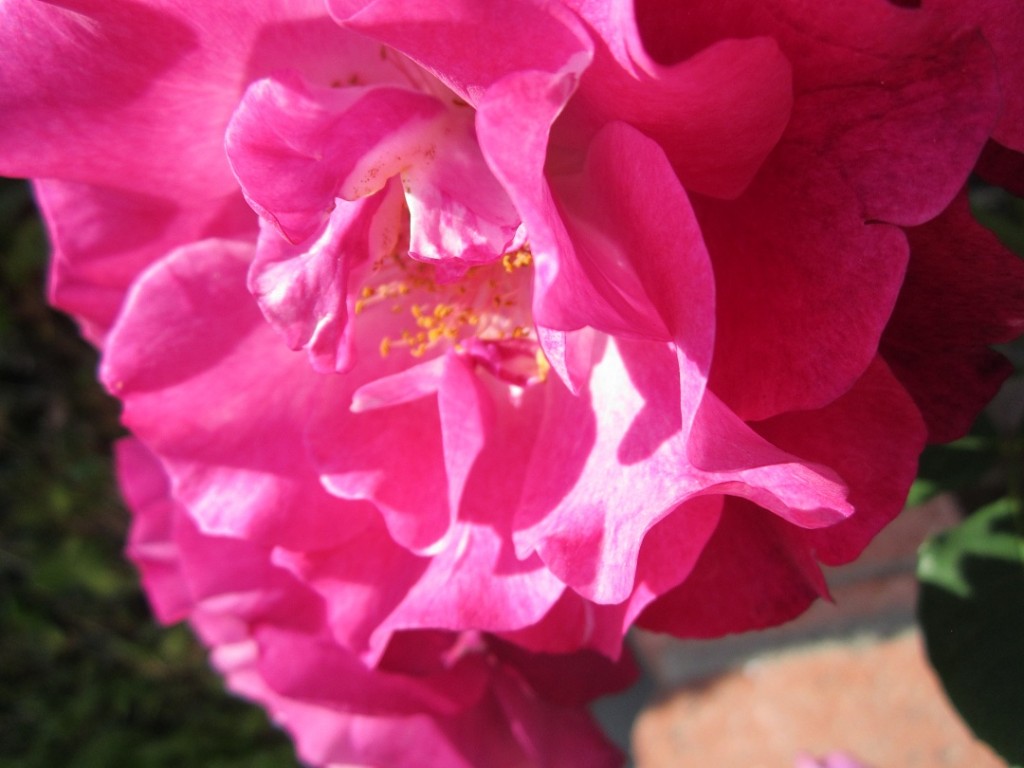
(637, 497), (829, 638)
(698, 158), (909, 421)
(562, 0), (792, 198)
(226, 71), (446, 243)
(935, 0), (1024, 151)
(755, 359), (926, 565)
(629, 1), (1004, 419)
(332, 0), (593, 106)
(782, 29), (999, 228)
(491, 668), (623, 768)
(488, 638), (637, 707)
(882, 192), (1024, 442)
(101, 240), (375, 550)
(636, 0), (1002, 225)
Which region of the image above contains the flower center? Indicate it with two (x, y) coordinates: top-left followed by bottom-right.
(353, 246), (549, 386)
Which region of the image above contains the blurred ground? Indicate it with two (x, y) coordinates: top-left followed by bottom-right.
(628, 499), (1006, 768)
(633, 631), (1004, 768)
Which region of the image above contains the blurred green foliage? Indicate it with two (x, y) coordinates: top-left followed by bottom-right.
(913, 182), (1024, 768)
(0, 179), (297, 768)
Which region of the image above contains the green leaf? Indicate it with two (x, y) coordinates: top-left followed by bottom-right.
(918, 498), (1024, 765)
(909, 425), (1000, 507)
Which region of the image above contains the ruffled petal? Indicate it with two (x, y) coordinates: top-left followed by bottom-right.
(637, 496), (829, 637)
(698, 159), (909, 421)
(101, 239), (376, 550)
(562, 0), (793, 198)
(882, 191), (1024, 442)
(226, 71), (446, 243)
(332, 0), (594, 107)
(248, 187), (402, 373)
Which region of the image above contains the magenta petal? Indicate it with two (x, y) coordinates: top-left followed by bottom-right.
(882, 191), (1024, 442)
(518, 336), (850, 603)
(249, 187), (402, 373)
(226, 71), (446, 243)
(491, 668), (623, 768)
(377, 522), (567, 642)
(270, 527), (423, 660)
(536, 326), (598, 395)
(350, 356), (447, 413)
(255, 626), (489, 716)
(638, 497), (830, 638)
(334, 0), (593, 106)
(36, 179), (255, 345)
(700, 159), (910, 421)
(101, 240), (374, 550)
(0, 2), (366, 198)
(757, 359), (926, 566)
(118, 439), (192, 625)
(403, 115), (520, 266)
(563, 6), (793, 198)
(0, 0), (207, 193)
(515, 124), (851, 603)
(437, 355), (493, 517)
(121, 438), (622, 768)
(313, 368), (458, 552)
(552, 122), (715, 397)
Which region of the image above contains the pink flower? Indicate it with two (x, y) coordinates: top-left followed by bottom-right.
(2, 1), (1022, 764)
(120, 437), (632, 768)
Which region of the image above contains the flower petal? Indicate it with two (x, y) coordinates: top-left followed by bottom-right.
(882, 191), (1024, 442)
(226, 71), (446, 243)
(101, 239), (375, 550)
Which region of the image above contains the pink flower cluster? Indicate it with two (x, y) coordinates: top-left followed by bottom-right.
(3, 0), (1022, 765)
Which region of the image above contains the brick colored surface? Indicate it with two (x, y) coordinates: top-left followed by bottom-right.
(629, 497), (1006, 767)
(632, 631), (1004, 768)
